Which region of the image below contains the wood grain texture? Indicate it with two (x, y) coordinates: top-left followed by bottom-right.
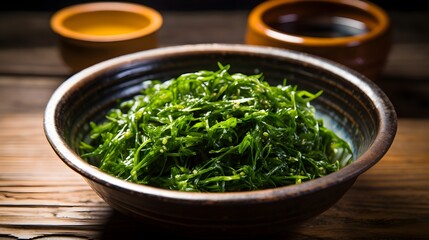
(0, 114), (428, 239)
(0, 76), (63, 114)
(0, 114), (110, 239)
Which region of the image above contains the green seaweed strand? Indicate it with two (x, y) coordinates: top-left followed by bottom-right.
(80, 63), (353, 192)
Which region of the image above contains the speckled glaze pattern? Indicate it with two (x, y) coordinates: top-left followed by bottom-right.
(44, 44), (397, 236)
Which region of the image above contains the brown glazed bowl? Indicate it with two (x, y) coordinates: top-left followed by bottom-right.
(50, 2), (162, 73)
(44, 44), (396, 237)
(246, 0), (391, 80)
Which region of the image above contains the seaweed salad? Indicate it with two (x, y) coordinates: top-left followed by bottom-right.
(80, 63), (353, 192)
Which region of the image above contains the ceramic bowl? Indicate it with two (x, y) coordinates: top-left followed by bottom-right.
(246, 0), (391, 80)
(50, 2), (162, 72)
(44, 44), (397, 237)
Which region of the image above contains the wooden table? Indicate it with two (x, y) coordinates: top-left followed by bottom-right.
(1, 10), (428, 239)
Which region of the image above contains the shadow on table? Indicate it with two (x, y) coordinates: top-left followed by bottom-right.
(99, 210), (308, 240)
(377, 74), (429, 118)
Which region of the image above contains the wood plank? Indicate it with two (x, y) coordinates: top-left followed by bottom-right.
(0, 47), (69, 77)
(0, 76), (64, 114)
(0, 113), (78, 180)
(0, 113), (109, 239)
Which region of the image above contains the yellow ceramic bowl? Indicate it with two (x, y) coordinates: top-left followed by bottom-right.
(246, 0), (391, 80)
(51, 2), (163, 72)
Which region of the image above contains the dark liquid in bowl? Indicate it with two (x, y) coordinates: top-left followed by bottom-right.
(270, 15), (368, 38)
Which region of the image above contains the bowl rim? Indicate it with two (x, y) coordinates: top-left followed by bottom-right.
(44, 43), (397, 204)
(247, 0), (390, 47)
(50, 2), (163, 43)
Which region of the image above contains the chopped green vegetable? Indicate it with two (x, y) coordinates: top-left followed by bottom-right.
(80, 63), (353, 192)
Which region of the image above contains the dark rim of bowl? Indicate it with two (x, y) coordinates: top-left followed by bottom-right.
(44, 43), (397, 203)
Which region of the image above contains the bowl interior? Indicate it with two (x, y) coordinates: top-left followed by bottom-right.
(262, 1), (377, 38)
(260, 0), (385, 39)
(51, 2), (162, 42)
(63, 11), (151, 36)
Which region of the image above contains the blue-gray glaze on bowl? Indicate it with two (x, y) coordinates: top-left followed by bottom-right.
(44, 44), (397, 236)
